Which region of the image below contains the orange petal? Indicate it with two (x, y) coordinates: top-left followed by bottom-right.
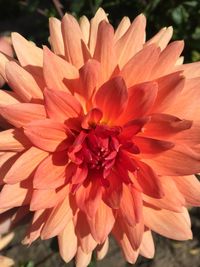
(88, 201), (115, 243)
(151, 41), (184, 78)
(145, 144), (200, 176)
(139, 230), (155, 258)
(0, 52), (12, 82)
(93, 20), (116, 83)
(6, 61), (43, 101)
(33, 152), (67, 189)
(96, 238), (109, 260)
(12, 32), (43, 68)
(89, 8), (108, 55)
(62, 13), (89, 68)
(58, 219), (77, 263)
(173, 175), (200, 206)
(0, 129), (31, 152)
(79, 59), (101, 101)
(143, 206), (192, 240)
(118, 81), (158, 123)
(0, 183), (32, 210)
(175, 121), (200, 146)
(43, 46), (78, 93)
(120, 44), (160, 87)
(0, 103), (46, 127)
(115, 14), (146, 68)
(79, 16), (90, 44)
(0, 90), (20, 105)
(41, 195), (73, 239)
(44, 88), (82, 122)
(75, 246), (92, 267)
(176, 61), (200, 78)
(4, 147), (48, 184)
(114, 16), (131, 42)
(24, 119), (68, 152)
(49, 17), (64, 55)
(95, 77), (128, 123)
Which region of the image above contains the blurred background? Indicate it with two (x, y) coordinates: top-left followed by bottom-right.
(0, 0), (200, 266)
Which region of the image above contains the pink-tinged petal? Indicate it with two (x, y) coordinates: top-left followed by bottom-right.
(173, 175), (200, 206)
(143, 206), (192, 240)
(79, 59), (101, 101)
(176, 61), (200, 78)
(0, 129), (31, 152)
(133, 136), (174, 155)
(75, 247), (92, 267)
(115, 14), (146, 68)
(3, 147), (48, 184)
(175, 121), (200, 146)
(143, 176), (185, 212)
(93, 21), (116, 83)
(114, 17), (131, 42)
(81, 108), (103, 129)
(0, 75), (5, 87)
(23, 210), (49, 245)
(0, 183), (32, 210)
(41, 195), (73, 239)
(44, 88), (82, 122)
(89, 8), (108, 55)
(120, 44), (160, 87)
(145, 144), (200, 176)
(0, 152), (17, 184)
(43, 46), (78, 93)
(0, 52), (12, 82)
(118, 81), (158, 123)
(166, 77), (200, 119)
(58, 220), (77, 263)
(88, 201), (115, 243)
(151, 41), (184, 78)
(120, 118), (149, 140)
(24, 119), (68, 152)
(79, 16), (90, 44)
(0, 36), (13, 57)
(62, 13), (90, 68)
(75, 178), (102, 219)
(6, 61), (43, 101)
(0, 90), (20, 105)
(143, 113), (192, 139)
(136, 160), (164, 198)
(75, 211), (97, 253)
(96, 238), (109, 260)
(30, 189), (58, 210)
(33, 152), (68, 189)
(0, 103), (46, 127)
(119, 184), (142, 226)
(152, 71), (185, 113)
(49, 17), (64, 55)
(11, 32), (43, 68)
(95, 77), (128, 123)
(139, 230), (155, 258)
(146, 26), (173, 51)
(102, 171), (122, 209)
(112, 223), (139, 264)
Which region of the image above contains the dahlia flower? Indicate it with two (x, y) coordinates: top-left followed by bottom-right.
(0, 37), (13, 87)
(0, 8), (200, 266)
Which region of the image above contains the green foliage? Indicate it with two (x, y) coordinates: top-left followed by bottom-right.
(19, 261), (35, 267)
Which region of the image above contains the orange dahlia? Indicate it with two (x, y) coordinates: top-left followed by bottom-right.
(0, 8), (200, 266)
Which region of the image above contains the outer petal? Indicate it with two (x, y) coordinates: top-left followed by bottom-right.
(3, 147), (48, 184)
(95, 77), (128, 123)
(62, 13), (90, 68)
(173, 175), (200, 206)
(0, 103), (46, 127)
(93, 21), (116, 83)
(0, 90), (20, 105)
(49, 17), (65, 55)
(120, 44), (160, 87)
(145, 144), (200, 176)
(114, 16), (131, 42)
(75, 247), (92, 267)
(44, 88), (82, 122)
(24, 119), (69, 152)
(139, 230), (155, 258)
(79, 16), (90, 45)
(43, 46), (78, 93)
(0, 129), (31, 152)
(58, 219), (77, 263)
(143, 206), (192, 240)
(6, 61), (43, 101)
(115, 14), (146, 68)
(96, 238), (109, 260)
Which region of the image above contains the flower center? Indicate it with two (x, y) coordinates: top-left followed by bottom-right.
(68, 125), (121, 180)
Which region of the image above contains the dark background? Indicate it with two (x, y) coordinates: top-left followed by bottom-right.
(1, 0), (200, 266)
